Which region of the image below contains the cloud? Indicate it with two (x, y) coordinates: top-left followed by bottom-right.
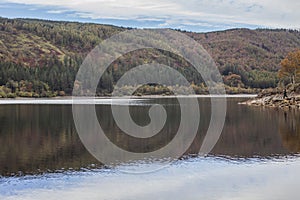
(0, 0), (299, 30)
(47, 9), (69, 14)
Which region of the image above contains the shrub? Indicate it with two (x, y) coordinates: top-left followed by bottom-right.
(33, 93), (40, 98)
(0, 91), (7, 98)
(58, 91), (66, 96)
(18, 91), (33, 97)
(7, 93), (16, 98)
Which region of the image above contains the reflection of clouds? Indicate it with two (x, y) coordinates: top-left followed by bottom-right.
(2, 0), (300, 29)
(2, 157), (300, 199)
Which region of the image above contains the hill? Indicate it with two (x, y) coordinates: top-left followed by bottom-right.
(0, 17), (299, 97)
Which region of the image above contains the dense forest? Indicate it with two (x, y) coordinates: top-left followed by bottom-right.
(0, 17), (299, 97)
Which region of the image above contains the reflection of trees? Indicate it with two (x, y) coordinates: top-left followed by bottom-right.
(211, 99), (286, 157)
(98, 99), (181, 153)
(2, 99), (299, 176)
(0, 105), (99, 176)
(279, 109), (300, 153)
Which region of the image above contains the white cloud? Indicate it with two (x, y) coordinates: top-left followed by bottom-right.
(47, 9), (69, 14)
(1, 0), (300, 29)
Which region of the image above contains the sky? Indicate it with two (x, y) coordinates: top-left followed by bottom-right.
(0, 0), (299, 32)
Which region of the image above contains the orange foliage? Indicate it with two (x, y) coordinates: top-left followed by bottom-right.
(279, 49), (300, 84)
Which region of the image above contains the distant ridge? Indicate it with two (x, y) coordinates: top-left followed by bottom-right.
(0, 17), (299, 96)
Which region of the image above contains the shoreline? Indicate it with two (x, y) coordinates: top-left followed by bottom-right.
(6, 94), (257, 99)
(0, 94), (257, 105)
(240, 94), (300, 109)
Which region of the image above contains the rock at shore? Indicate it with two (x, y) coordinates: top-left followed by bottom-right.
(240, 93), (300, 109)
(241, 83), (300, 109)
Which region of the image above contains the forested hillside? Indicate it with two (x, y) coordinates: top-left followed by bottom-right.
(188, 29), (300, 89)
(0, 17), (299, 97)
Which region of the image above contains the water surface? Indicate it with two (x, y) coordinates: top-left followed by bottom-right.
(0, 97), (299, 199)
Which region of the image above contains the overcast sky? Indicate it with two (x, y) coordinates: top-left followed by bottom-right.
(0, 0), (299, 32)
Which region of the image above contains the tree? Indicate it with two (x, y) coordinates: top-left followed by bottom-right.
(6, 80), (18, 93)
(279, 49), (300, 87)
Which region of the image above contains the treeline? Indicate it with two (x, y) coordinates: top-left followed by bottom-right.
(0, 18), (123, 54)
(0, 56), (81, 97)
(222, 64), (279, 89)
(1, 17), (299, 97)
(0, 46), (278, 97)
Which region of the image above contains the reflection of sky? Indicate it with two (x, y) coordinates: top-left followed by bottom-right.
(0, 98), (148, 105)
(0, 1), (299, 32)
(1, 157), (300, 199)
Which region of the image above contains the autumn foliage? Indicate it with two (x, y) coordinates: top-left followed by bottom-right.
(279, 49), (300, 85)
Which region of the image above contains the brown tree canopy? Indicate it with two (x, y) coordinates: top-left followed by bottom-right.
(279, 49), (300, 85)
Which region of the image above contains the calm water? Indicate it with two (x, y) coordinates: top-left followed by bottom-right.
(1, 97), (300, 199)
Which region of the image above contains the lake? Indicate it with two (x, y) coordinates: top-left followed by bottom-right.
(1, 96), (300, 200)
